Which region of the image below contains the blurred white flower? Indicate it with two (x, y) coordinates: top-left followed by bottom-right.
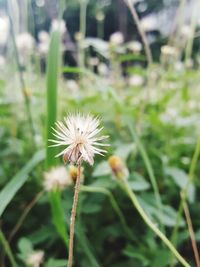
(16, 32), (35, 55)
(0, 16), (10, 46)
(88, 57), (99, 66)
(44, 166), (72, 191)
(49, 114), (109, 165)
(26, 250), (44, 267)
(174, 61), (184, 72)
(129, 75), (144, 87)
(0, 56), (6, 68)
(96, 11), (105, 21)
(51, 19), (66, 34)
(98, 63), (109, 76)
(110, 32), (124, 46)
(141, 16), (158, 32)
(38, 31), (49, 43)
(161, 45), (178, 57)
(128, 41), (142, 53)
(180, 25), (191, 38)
(66, 80), (79, 93)
(38, 31), (50, 55)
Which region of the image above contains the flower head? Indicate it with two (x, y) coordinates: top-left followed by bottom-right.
(26, 250), (44, 267)
(108, 155), (129, 180)
(43, 166), (72, 191)
(49, 114), (109, 165)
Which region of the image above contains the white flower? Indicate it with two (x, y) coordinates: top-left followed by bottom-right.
(98, 63), (109, 76)
(26, 250), (44, 267)
(66, 80), (79, 93)
(0, 56), (6, 68)
(161, 45), (177, 57)
(140, 16), (158, 32)
(43, 166), (72, 191)
(0, 16), (10, 46)
(128, 75), (144, 87)
(49, 114), (109, 165)
(38, 31), (49, 43)
(16, 32), (35, 54)
(110, 32), (124, 46)
(128, 41), (142, 53)
(51, 19), (66, 34)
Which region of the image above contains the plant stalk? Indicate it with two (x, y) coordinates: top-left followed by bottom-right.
(122, 179), (191, 267)
(0, 230), (18, 267)
(68, 163), (82, 267)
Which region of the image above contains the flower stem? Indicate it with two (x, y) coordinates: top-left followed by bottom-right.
(0, 229), (18, 267)
(68, 163), (82, 267)
(122, 179), (191, 267)
(170, 136), (200, 267)
(181, 195), (200, 267)
(123, 0), (152, 66)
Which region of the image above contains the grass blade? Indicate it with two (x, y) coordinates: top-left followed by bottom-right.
(46, 29), (61, 168)
(0, 150), (45, 217)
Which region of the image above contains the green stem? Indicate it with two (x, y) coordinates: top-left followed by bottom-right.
(122, 179), (191, 267)
(128, 125), (164, 230)
(170, 136), (200, 267)
(0, 230), (18, 267)
(81, 185), (134, 240)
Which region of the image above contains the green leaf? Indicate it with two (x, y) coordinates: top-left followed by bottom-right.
(129, 172), (150, 191)
(165, 167), (188, 188)
(18, 238), (33, 255)
(0, 150), (45, 217)
(49, 190), (68, 248)
(93, 161), (111, 177)
(45, 259), (68, 267)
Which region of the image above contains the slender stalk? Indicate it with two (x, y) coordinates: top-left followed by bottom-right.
(128, 125), (164, 230)
(170, 136), (200, 264)
(81, 185), (134, 240)
(0, 230), (17, 267)
(68, 163), (82, 267)
(181, 195), (200, 267)
(122, 179), (191, 267)
(123, 0), (152, 66)
(8, 191), (44, 243)
(7, 5), (35, 144)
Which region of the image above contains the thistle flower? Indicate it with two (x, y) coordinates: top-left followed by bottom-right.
(43, 166), (72, 191)
(49, 114), (109, 165)
(26, 250), (44, 267)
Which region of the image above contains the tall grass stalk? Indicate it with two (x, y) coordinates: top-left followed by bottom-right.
(45, 29), (61, 168)
(7, 6), (35, 144)
(182, 196), (200, 267)
(123, 0), (152, 66)
(128, 125), (164, 230)
(0, 230), (18, 267)
(170, 136), (200, 267)
(120, 179), (191, 267)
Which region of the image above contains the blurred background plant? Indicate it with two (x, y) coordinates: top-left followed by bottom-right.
(0, 0), (200, 266)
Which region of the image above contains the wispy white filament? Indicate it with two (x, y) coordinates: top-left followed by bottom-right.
(49, 114), (109, 165)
